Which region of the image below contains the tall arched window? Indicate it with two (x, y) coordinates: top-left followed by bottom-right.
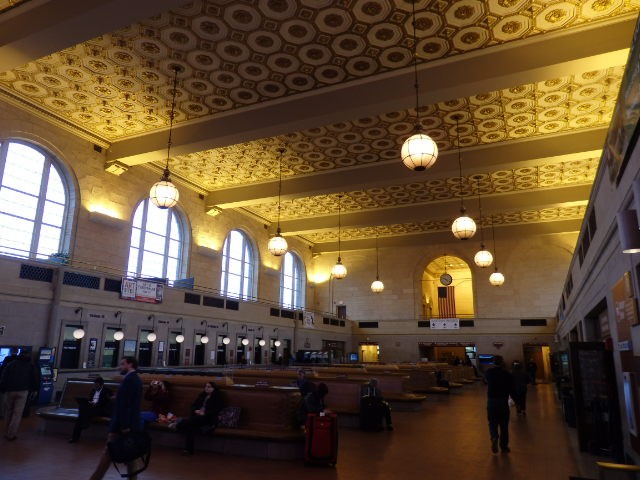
(0, 140), (73, 259)
(280, 251), (305, 309)
(127, 199), (187, 281)
(220, 229), (255, 300)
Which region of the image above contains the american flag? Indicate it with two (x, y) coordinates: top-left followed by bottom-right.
(438, 286), (456, 318)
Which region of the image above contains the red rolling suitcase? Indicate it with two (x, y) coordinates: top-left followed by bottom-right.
(304, 412), (338, 466)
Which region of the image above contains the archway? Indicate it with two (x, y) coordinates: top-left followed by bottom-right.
(422, 255), (474, 319)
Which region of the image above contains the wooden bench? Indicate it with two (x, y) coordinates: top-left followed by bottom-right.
(37, 377), (305, 460)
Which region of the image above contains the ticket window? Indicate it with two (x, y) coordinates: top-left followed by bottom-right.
(102, 327), (121, 368)
(167, 331), (181, 366)
(254, 338), (263, 365)
(270, 339), (278, 364)
(60, 325), (82, 369)
(138, 329), (154, 367)
(193, 333), (206, 366)
(216, 335), (227, 366)
(236, 337), (247, 364)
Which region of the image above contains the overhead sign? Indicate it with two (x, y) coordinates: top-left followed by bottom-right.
(429, 318), (460, 330)
(121, 277), (164, 304)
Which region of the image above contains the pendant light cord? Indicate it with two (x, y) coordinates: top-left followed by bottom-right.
(456, 116), (464, 211)
(411, 0), (420, 127)
(375, 233), (380, 280)
(476, 178), (485, 245)
(165, 67), (179, 174)
(491, 215), (498, 270)
(337, 194), (342, 261)
(276, 147), (285, 234)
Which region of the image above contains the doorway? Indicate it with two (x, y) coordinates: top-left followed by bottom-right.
(359, 343), (379, 363)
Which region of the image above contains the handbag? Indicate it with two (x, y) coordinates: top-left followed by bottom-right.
(107, 430), (152, 478)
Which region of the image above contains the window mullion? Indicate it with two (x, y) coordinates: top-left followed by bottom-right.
(30, 158), (51, 257)
(137, 200), (149, 276)
(162, 210), (172, 279)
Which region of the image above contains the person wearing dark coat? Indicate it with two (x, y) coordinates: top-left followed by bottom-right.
(485, 355), (516, 454)
(89, 356), (143, 480)
(69, 376), (113, 443)
(178, 381), (224, 455)
(293, 369), (315, 397)
(0, 351), (38, 441)
(298, 382), (330, 426)
(512, 362), (529, 415)
(361, 378), (393, 431)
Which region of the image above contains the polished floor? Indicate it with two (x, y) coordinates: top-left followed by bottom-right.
(0, 383), (601, 480)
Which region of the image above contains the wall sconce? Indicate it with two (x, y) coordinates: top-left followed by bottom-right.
(114, 311), (124, 341)
(240, 325), (249, 346)
(257, 327), (266, 346)
(200, 321), (210, 344)
(73, 307), (85, 339)
(147, 315), (157, 342)
(617, 209), (640, 253)
(273, 328), (281, 347)
(175, 317), (184, 343)
(221, 322), (230, 345)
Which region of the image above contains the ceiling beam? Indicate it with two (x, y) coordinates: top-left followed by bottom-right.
(278, 184), (591, 235)
(0, 0), (187, 72)
(210, 128), (604, 209)
(311, 218), (582, 254)
(107, 16), (635, 166)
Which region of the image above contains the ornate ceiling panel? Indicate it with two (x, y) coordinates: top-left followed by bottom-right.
(0, 0), (635, 143)
(244, 156), (598, 222)
(301, 204), (587, 243)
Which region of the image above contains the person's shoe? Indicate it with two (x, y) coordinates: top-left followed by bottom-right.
(491, 438), (498, 453)
(501, 447), (511, 453)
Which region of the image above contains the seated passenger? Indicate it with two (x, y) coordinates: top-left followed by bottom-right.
(360, 378), (393, 431)
(293, 369), (315, 396)
(141, 380), (172, 423)
(177, 381), (223, 455)
(298, 382), (329, 426)
(69, 376), (113, 443)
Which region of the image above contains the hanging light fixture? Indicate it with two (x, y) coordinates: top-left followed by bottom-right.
(489, 215), (505, 286)
(200, 320), (209, 344)
(222, 322), (230, 344)
(273, 328), (281, 347)
(149, 66), (180, 209)
(331, 194), (347, 279)
(147, 314), (157, 342)
(268, 147), (288, 256)
(473, 177), (493, 268)
(175, 317), (184, 344)
(371, 232), (384, 293)
(113, 311), (124, 341)
(73, 307), (85, 339)
(401, 0), (438, 171)
(451, 116), (476, 240)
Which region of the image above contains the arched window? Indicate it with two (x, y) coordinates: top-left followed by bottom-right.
(0, 140), (74, 259)
(127, 199), (187, 281)
(280, 251), (305, 309)
(220, 229), (255, 300)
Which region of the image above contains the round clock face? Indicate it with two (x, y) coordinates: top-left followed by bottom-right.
(440, 273), (452, 286)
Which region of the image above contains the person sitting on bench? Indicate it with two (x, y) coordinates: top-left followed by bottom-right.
(360, 378), (393, 431)
(69, 376), (113, 443)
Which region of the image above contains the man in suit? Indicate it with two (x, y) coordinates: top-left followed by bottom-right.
(69, 376), (113, 443)
(90, 356), (143, 480)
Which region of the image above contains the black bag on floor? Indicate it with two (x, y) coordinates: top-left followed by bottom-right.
(107, 430), (152, 478)
(360, 396), (383, 431)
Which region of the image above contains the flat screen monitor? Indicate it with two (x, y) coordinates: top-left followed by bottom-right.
(39, 347), (53, 361)
(349, 353), (359, 362)
(40, 366), (52, 377)
(0, 347), (11, 364)
(478, 354), (495, 364)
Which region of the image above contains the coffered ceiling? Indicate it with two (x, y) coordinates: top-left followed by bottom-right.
(0, 0), (638, 254)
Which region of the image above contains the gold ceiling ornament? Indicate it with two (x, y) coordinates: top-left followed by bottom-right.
(473, 177), (493, 268)
(267, 147), (288, 257)
(149, 66), (180, 210)
(400, 0), (438, 172)
(370, 231), (384, 293)
(489, 215), (505, 286)
(331, 194), (347, 280)
(451, 115), (476, 240)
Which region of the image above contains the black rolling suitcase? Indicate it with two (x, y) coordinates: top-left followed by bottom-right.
(305, 413), (338, 466)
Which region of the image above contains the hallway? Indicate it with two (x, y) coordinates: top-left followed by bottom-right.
(0, 383), (598, 480)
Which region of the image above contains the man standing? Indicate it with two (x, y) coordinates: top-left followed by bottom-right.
(485, 355), (516, 454)
(0, 350), (38, 441)
(90, 356), (142, 480)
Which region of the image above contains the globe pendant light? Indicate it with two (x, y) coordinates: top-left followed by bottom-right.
(200, 320), (209, 344)
(473, 177), (493, 268)
(113, 310), (124, 341)
(175, 317), (184, 343)
(401, 0), (438, 171)
(147, 314), (157, 342)
(73, 307), (85, 339)
(489, 215), (505, 286)
(268, 147), (288, 256)
(451, 116), (476, 240)
(371, 233), (384, 293)
(150, 66), (180, 209)
(331, 194), (347, 279)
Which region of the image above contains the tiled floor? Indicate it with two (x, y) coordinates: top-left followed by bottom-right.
(0, 383), (600, 480)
